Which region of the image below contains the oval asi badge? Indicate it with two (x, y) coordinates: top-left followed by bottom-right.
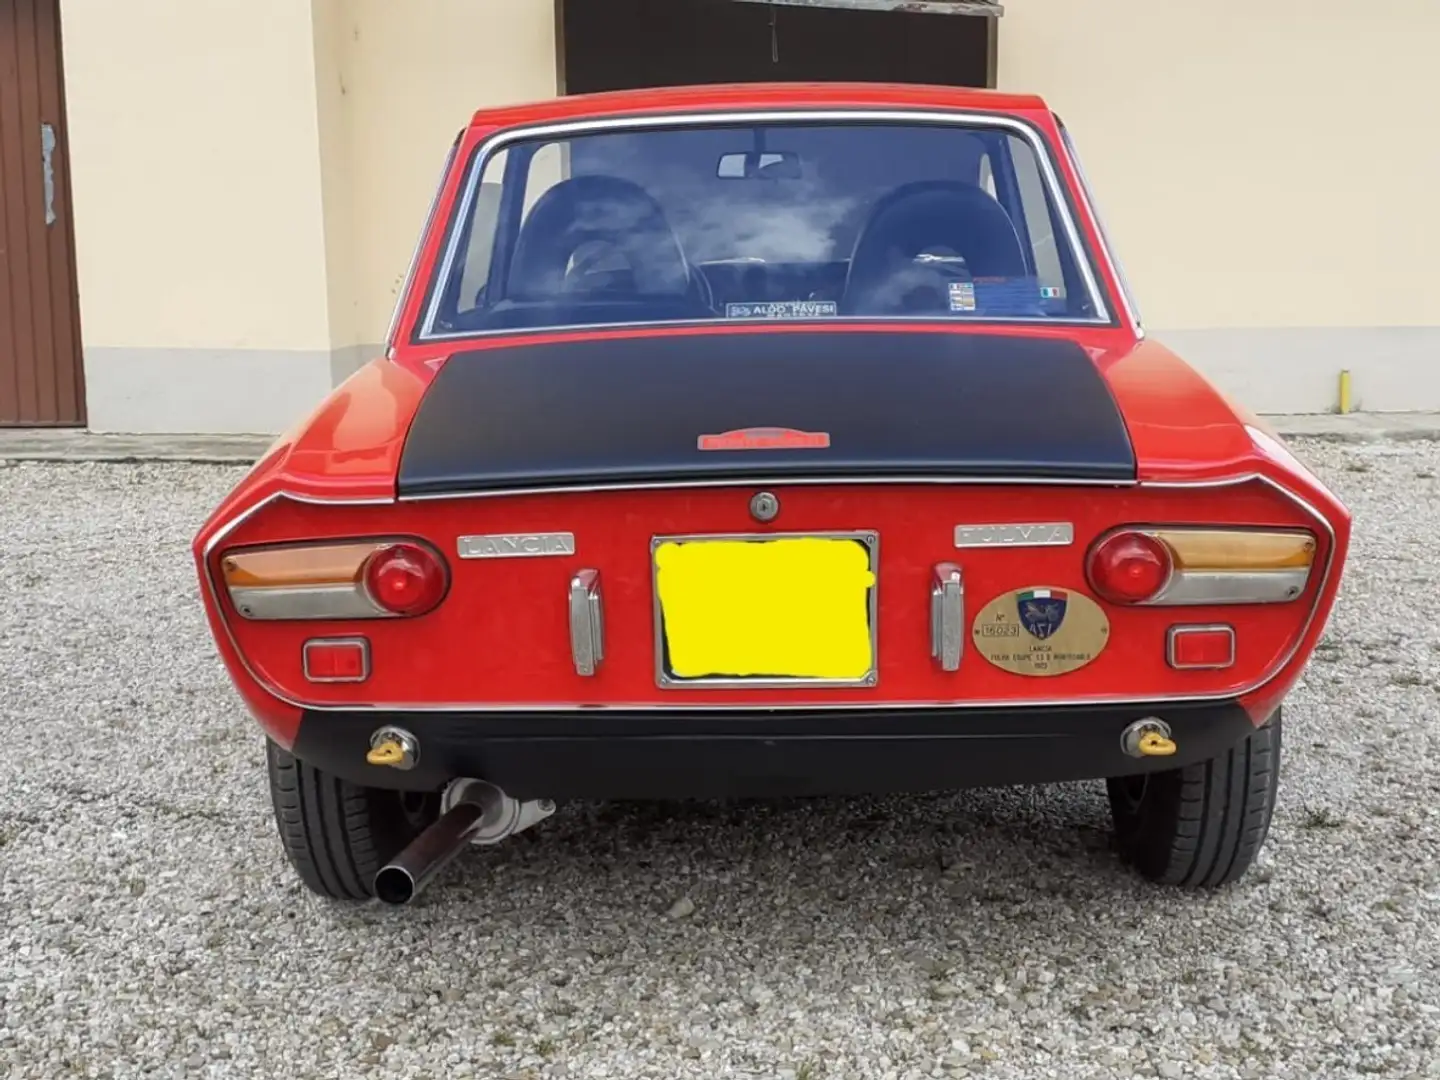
(972, 586), (1110, 677)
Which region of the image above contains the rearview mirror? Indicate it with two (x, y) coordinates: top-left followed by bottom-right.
(716, 150), (803, 180)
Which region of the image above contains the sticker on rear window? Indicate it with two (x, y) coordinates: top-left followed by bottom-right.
(947, 281), (976, 312)
(725, 300), (838, 320)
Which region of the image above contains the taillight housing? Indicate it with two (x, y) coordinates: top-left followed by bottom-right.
(220, 537), (450, 620)
(361, 543), (448, 617)
(1086, 527), (1316, 606)
(1086, 530), (1173, 604)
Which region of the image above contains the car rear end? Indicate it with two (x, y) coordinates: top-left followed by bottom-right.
(204, 450), (1336, 801)
(192, 88), (1349, 901)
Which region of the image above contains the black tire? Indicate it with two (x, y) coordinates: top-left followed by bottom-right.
(265, 739), (440, 901)
(1107, 710), (1281, 888)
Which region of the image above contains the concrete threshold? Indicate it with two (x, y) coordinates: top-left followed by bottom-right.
(0, 430), (274, 465)
(2, 413), (1438, 466)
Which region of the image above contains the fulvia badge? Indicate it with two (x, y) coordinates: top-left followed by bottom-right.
(458, 533), (576, 559)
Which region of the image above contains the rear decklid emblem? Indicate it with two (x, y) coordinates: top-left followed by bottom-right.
(458, 533), (575, 559)
(697, 427), (831, 451)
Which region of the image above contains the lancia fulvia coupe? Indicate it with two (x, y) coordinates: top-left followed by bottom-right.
(193, 83), (1351, 905)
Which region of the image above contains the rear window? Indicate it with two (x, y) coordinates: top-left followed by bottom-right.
(419, 118), (1110, 339)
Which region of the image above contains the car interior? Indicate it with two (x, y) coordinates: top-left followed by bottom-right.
(429, 123), (1091, 335)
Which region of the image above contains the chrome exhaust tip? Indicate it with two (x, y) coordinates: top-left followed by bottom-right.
(373, 779), (556, 906)
(374, 797), (486, 906)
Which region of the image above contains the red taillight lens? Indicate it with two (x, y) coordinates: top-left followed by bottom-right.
(362, 542), (448, 617)
(1087, 530), (1173, 604)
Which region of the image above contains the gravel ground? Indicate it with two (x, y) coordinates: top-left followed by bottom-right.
(2, 437), (1438, 1080)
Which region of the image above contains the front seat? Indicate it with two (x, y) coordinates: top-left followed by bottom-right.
(841, 181), (1038, 316)
(505, 175), (708, 314)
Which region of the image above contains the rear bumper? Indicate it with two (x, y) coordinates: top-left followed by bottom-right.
(290, 700), (1260, 800)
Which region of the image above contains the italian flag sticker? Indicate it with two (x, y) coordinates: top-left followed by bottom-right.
(1019, 588), (1068, 603)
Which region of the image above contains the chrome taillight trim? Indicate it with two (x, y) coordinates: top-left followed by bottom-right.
(1148, 569), (1310, 607)
(229, 583), (390, 622)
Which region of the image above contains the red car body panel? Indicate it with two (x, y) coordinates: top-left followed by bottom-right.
(192, 83), (1351, 767)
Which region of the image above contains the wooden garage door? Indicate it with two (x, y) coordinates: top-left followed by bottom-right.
(0, 0), (84, 426)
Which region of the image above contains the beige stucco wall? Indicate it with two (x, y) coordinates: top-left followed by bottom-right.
(61, 0), (335, 351)
(998, 0), (1440, 411)
(343, 0), (558, 353)
(60, 0), (556, 432)
(59, 0), (1440, 431)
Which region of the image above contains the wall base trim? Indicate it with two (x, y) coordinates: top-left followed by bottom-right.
(1152, 326), (1440, 415)
(77, 327), (1440, 435)
(82, 345), (383, 435)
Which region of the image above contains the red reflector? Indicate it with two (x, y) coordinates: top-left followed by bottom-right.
(1167, 626), (1235, 670)
(303, 638), (370, 682)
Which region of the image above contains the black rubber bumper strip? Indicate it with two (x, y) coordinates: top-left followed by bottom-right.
(291, 699), (1254, 801)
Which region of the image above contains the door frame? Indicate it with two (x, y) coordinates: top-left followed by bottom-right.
(0, 0), (87, 427)
(553, 0), (1001, 95)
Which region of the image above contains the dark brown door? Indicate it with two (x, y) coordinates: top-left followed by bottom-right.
(559, 0), (996, 95)
(0, 0), (85, 426)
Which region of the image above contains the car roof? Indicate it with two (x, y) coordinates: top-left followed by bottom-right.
(467, 82), (1052, 131)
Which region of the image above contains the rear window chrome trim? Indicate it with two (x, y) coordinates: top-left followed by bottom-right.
(1055, 121), (1143, 338)
(415, 108), (1117, 345)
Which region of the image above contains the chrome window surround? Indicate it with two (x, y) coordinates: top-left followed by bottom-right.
(385, 141), (459, 359)
(198, 471), (1334, 713)
(415, 108), (1122, 343)
(1056, 123), (1143, 338)
(649, 530), (881, 690)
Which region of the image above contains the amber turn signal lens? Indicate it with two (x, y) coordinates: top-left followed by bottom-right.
(221, 541), (381, 589)
(1153, 529), (1315, 572)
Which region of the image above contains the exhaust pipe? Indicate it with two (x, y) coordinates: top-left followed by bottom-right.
(373, 779), (555, 906)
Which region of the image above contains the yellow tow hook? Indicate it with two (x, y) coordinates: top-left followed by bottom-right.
(366, 726), (419, 770)
(1136, 730), (1177, 757)
(1122, 719), (1177, 759)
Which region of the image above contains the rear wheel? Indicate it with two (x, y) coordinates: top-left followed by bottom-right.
(265, 739), (440, 900)
(1107, 709), (1281, 888)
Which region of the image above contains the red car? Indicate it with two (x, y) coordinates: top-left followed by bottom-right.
(193, 83), (1351, 905)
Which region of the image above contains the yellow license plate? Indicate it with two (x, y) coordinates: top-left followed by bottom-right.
(653, 534), (877, 683)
